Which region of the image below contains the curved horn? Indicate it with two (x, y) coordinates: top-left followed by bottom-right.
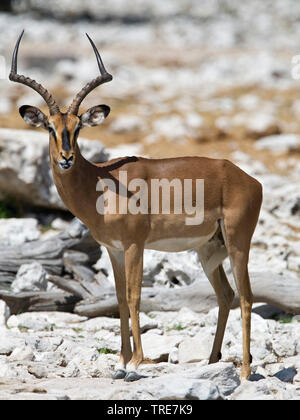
(67, 33), (112, 115)
(9, 30), (60, 115)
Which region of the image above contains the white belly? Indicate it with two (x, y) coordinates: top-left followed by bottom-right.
(145, 232), (215, 252)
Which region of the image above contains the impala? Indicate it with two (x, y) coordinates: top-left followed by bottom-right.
(10, 30), (262, 381)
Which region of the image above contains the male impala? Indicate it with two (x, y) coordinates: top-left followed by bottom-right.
(10, 31), (262, 381)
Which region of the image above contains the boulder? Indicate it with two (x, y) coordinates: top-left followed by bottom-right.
(229, 377), (298, 400)
(141, 331), (183, 362)
(143, 249), (204, 287)
(255, 134), (300, 154)
(146, 375), (224, 400)
(0, 331), (25, 356)
(110, 374), (224, 400)
(11, 262), (48, 293)
(109, 115), (146, 133)
(8, 345), (34, 362)
(177, 328), (215, 363)
(274, 367), (297, 383)
(184, 362), (240, 396)
(95, 247), (205, 288)
(0, 218), (40, 247)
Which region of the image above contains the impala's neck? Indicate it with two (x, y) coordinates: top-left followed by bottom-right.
(50, 142), (100, 225)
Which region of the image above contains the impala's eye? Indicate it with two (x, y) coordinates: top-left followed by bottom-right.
(74, 126), (80, 140)
(48, 126), (57, 140)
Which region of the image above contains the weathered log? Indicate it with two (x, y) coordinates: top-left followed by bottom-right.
(73, 283), (219, 317)
(74, 271), (300, 317)
(74, 296), (119, 317)
(250, 271), (300, 314)
(46, 275), (92, 299)
(0, 290), (80, 314)
(1, 270), (299, 318)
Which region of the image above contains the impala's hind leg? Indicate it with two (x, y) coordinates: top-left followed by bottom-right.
(220, 219), (255, 379)
(209, 265), (234, 363)
(220, 169), (262, 379)
(196, 231), (234, 364)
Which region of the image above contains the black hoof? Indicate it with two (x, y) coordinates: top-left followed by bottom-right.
(112, 369), (127, 379)
(124, 371), (145, 382)
(249, 373), (265, 382)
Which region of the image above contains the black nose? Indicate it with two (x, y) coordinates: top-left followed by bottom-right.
(59, 155), (73, 170)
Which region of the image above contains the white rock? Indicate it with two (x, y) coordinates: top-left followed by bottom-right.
(11, 262), (48, 293)
(215, 116), (232, 130)
(230, 377), (298, 400)
(55, 339), (99, 368)
(95, 247), (205, 287)
(0, 300), (10, 326)
(0, 96), (13, 115)
(19, 311), (87, 330)
(110, 115), (146, 133)
(185, 113), (204, 130)
(238, 94), (260, 111)
(0, 356), (32, 380)
(152, 115), (188, 142)
(7, 312), (52, 331)
(233, 112), (277, 135)
(0, 332), (25, 356)
(141, 332), (183, 362)
(272, 328), (297, 358)
(255, 134), (300, 153)
(170, 307), (202, 329)
(77, 312), (157, 335)
(9, 345), (34, 362)
(168, 347), (179, 364)
(91, 354), (119, 378)
(146, 374), (224, 400)
(143, 249), (205, 287)
(184, 362), (240, 396)
(27, 363), (49, 379)
(0, 218), (40, 247)
(105, 143), (143, 160)
(51, 218), (70, 231)
(138, 312), (159, 333)
(178, 328), (215, 363)
(26, 336), (63, 353)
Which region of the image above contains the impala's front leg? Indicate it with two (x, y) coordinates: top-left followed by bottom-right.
(107, 249), (132, 380)
(124, 242), (144, 382)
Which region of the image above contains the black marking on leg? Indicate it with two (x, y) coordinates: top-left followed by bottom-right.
(249, 353), (253, 364)
(217, 351), (222, 361)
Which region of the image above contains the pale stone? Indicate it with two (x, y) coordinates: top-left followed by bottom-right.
(0, 218), (40, 247)
(11, 262), (48, 293)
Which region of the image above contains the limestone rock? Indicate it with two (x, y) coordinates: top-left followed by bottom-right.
(11, 262), (48, 293)
(178, 328), (215, 363)
(0, 218), (41, 247)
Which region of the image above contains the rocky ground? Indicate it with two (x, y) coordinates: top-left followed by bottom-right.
(0, 302), (300, 400)
(0, 0), (299, 400)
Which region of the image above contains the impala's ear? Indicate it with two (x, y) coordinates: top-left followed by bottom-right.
(80, 104), (110, 127)
(19, 105), (49, 129)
